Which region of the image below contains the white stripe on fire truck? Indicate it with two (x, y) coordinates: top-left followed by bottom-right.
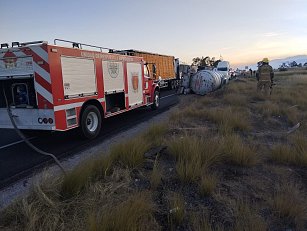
(30, 46), (48, 63)
(54, 102), (84, 111)
(33, 62), (51, 83)
(54, 98), (105, 112)
(29, 46), (49, 63)
(35, 82), (53, 104)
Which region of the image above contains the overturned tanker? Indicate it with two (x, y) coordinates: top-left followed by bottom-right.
(190, 70), (224, 95)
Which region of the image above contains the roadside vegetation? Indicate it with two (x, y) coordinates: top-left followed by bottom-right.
(1, 71), (307, 230)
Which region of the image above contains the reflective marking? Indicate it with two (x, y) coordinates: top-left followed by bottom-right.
(54, 98), (105, 111)
(33, 62), (51, 83)
(54, 102), (84, 111)
(30, 46), (48, 63)
(0, 137), (36, 150)
(35, 82), (53, 104)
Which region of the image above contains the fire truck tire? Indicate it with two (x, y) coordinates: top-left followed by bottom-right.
(80, 105), (102, 139)
(151, 91), (160, 110)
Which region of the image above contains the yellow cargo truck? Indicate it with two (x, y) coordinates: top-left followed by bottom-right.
(116, 50), (179, 89)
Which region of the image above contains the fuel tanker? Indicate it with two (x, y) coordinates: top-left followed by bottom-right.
(190, 70), (225, 95)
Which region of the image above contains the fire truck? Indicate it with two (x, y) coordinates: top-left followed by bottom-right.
(0, 39), (160, 139)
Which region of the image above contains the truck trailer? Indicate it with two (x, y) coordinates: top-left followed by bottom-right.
(0, 39), (160, 139)
(115, 50), (180, 89)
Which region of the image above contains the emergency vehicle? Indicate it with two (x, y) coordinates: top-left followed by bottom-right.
(0, 39), (160, 139)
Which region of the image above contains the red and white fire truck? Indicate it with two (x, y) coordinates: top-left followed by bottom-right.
(0, 39), (160, 139)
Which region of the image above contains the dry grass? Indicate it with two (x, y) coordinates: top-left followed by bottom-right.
(109, 137), (150, 168)
(88, 192), (158, 231)
(175, 152), (202, 183)
(271, 183), (307, 228)
(224, 92), (248, 106)
(199, 173), (218, 197)
(254, 100), (281, 117)
(168, 136), (203, 182)
(150, 157), (162, 189)
(203, 107), (251, 133)
(61, 155), (112, 198)
(168, 136), (224, 182)
(142, 123), (168, 147)
(168, 193), (185, 226)
(234, 201), (267, 231)
(221, 134), (258, 166)
(271, 133), (307, 166)
(191, 213), (224, 231)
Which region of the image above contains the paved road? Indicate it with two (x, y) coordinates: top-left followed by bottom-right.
(0, 90), (178, 188)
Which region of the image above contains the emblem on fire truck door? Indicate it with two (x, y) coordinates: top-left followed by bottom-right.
(132, 72), (139, 92)
(107, 61), (119, 78)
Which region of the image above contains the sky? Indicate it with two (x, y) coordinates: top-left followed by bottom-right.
(1, 0), (307, 68)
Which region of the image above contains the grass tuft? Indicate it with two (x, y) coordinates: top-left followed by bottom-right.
(169, 136), (224, 182)
(61, 156), (112, 199)
(222, 134), (258, 166)
(271, 140), (307, 167)
(271, 183), (307, 228)
(88, 192), (157, 231)
(199, 173), (218, 197)
(109, 137), (149, 168)
(168, 193), (185, 226)
(142, 123), (168, 147)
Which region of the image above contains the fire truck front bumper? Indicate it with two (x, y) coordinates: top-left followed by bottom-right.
(0, 108), (56, 130)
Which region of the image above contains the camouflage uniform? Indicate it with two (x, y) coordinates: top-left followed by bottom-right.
(257, 63), (274, 95)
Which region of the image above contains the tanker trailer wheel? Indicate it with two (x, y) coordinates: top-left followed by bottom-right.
(151, 91), (160, 110)
(80, 105), (102, 139)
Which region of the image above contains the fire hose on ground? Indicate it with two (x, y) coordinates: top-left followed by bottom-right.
(2, 88), (66, 176)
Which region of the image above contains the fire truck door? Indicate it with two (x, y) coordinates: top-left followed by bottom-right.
(126, 63), (143, 106)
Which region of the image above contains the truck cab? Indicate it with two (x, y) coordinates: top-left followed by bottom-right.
(216, 61), (231, 84)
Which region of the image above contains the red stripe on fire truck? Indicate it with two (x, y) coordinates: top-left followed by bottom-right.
(34, 74), (52, 93)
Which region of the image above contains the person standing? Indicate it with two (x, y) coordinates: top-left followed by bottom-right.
(256, 58), (274, 95)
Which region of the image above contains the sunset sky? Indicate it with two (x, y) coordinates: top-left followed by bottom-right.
(1, 0), (306, 68)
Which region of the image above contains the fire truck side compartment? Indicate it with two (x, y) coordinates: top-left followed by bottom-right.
(0, 78), (37, 108)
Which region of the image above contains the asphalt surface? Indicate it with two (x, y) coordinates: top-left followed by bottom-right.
(0, 90), (178, 188)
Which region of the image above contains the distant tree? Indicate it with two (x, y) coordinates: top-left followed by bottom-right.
(213, 59), (221, 68)
(192, 56), (220, 67)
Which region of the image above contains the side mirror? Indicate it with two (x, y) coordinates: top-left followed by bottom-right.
(153, 64), (157, 79)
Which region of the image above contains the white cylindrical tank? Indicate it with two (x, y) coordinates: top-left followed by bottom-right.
(181, 74), (190, 88)
(190, 70), (222, 95)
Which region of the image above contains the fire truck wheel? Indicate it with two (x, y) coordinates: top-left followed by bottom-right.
(151, 91), (160, 110)
(80, 105), (102, 139)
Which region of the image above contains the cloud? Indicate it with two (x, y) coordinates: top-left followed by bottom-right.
(221, 47), (234, 50)
(263, 32), (282, 37)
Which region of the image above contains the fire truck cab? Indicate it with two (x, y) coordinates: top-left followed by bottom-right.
(0, 39), (160, 139)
